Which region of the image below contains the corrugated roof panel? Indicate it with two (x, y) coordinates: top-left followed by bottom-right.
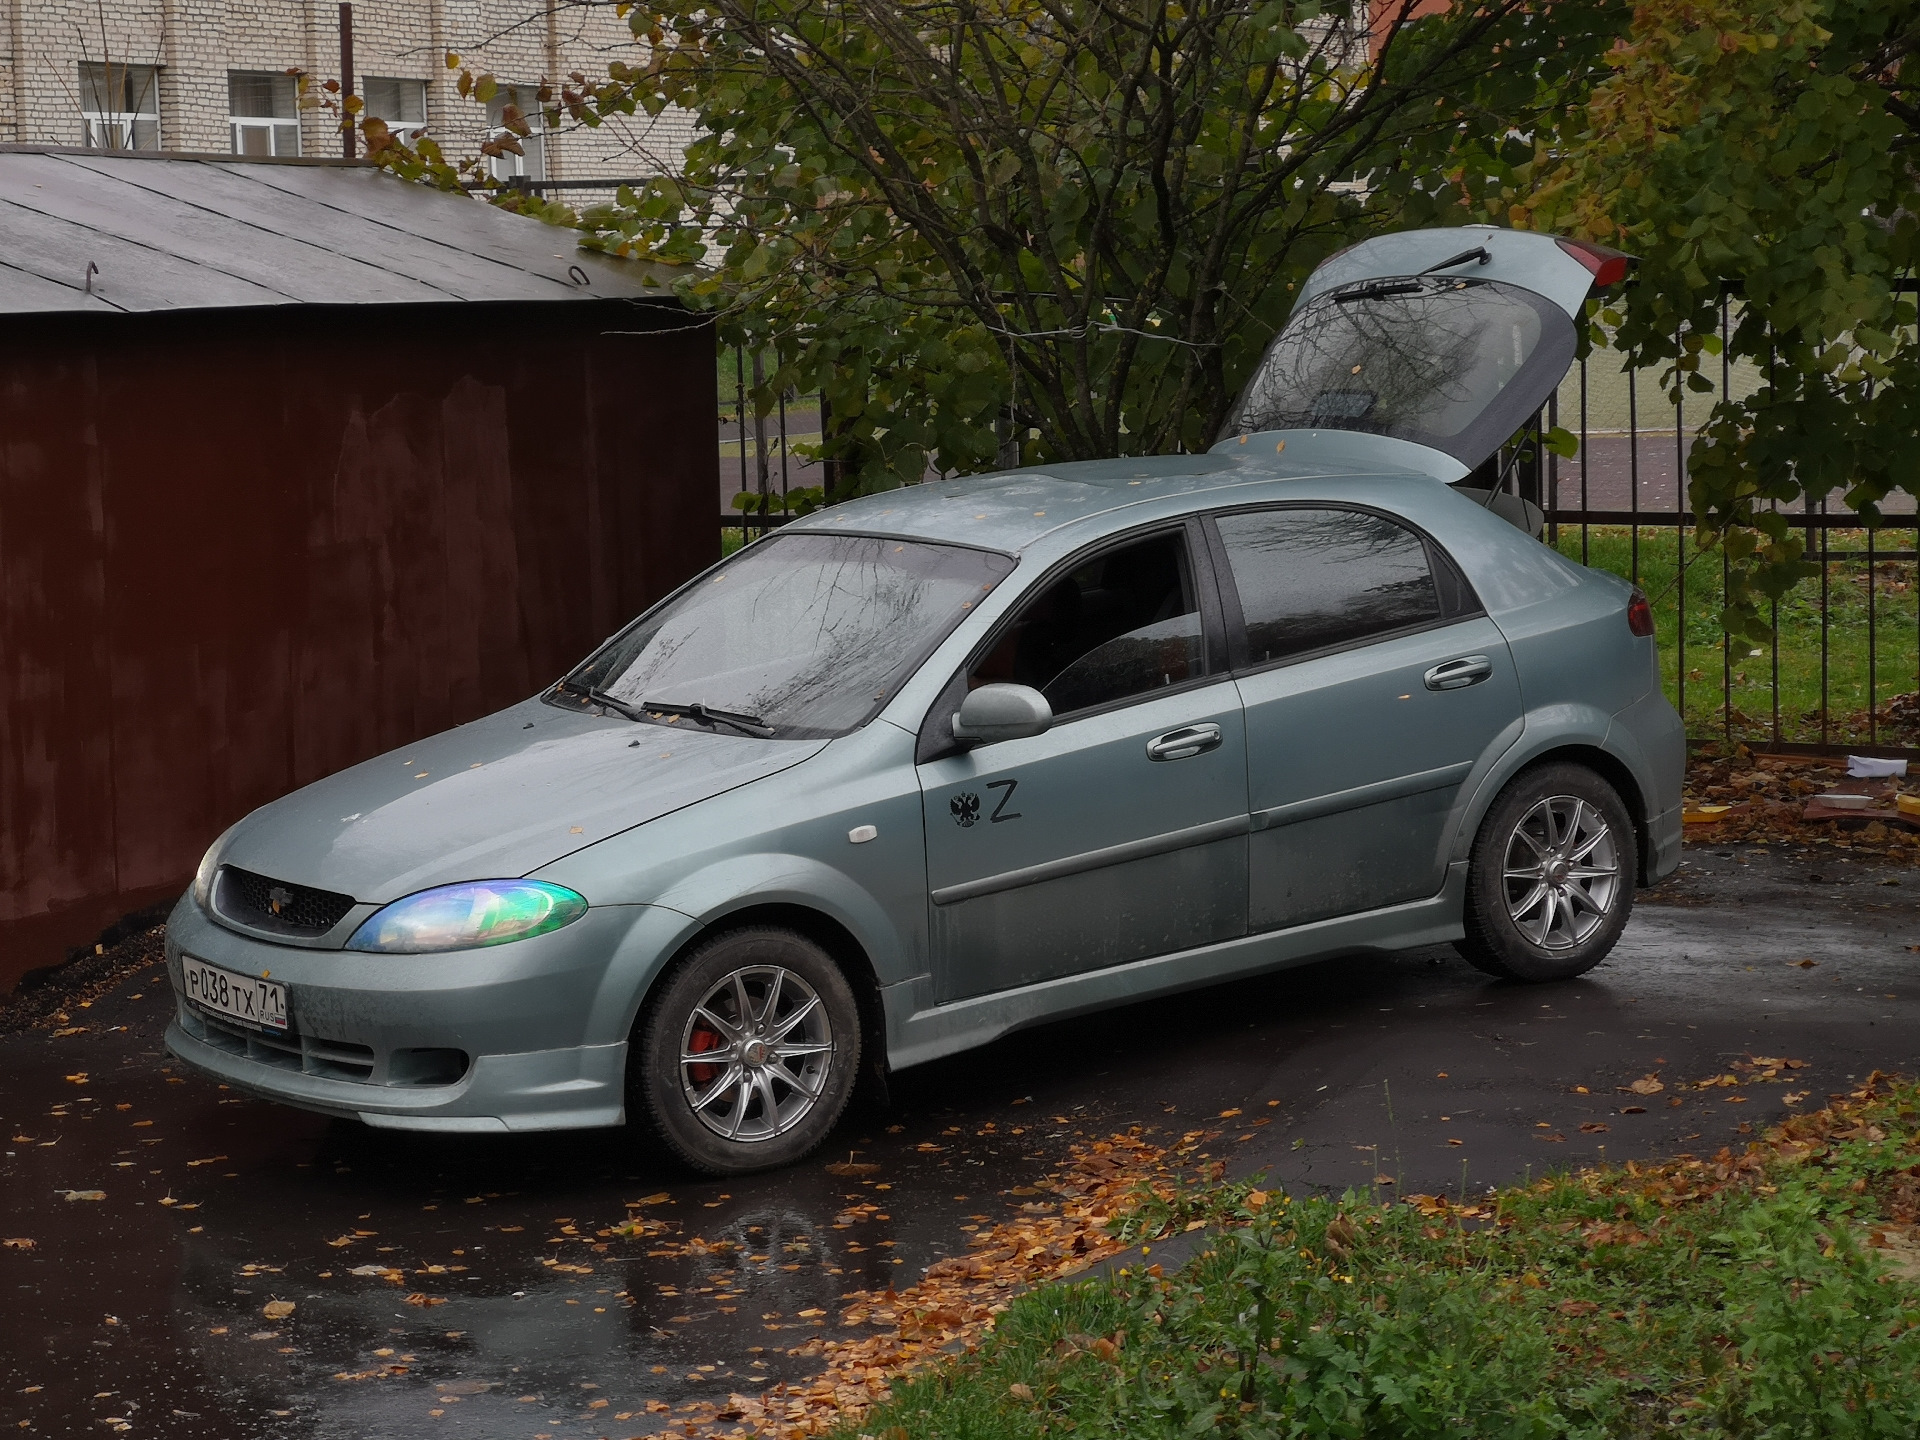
(0, 152), (432, 307)
(0, 195), (289, 312)
(0, 148), (684, 314)
(230, 162), (658, 297)
(0, 250), (118, 312)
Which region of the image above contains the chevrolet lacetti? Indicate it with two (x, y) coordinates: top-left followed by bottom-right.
(166, 226), (1684, 1174)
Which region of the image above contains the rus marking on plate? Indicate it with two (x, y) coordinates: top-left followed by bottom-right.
(950, 792), (980, 828)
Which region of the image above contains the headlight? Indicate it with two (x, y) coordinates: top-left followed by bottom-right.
(344, 880), (588, 954)
(192, 825), (238, 910)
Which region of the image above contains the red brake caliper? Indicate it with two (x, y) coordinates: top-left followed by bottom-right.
(686, 1026), (724, 1087)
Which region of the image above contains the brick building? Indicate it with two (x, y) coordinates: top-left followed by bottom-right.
(0, 2), (694, 182)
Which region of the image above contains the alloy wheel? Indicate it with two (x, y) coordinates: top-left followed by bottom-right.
(679, 965), (836, 1142)
(1501, 794), (1620, 951)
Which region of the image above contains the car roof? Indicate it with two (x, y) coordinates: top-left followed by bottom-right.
(782, 431), (1459, 555)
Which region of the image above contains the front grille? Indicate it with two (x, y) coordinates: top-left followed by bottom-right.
(181, 1006), (376, 1082)
(214, 865), (356, 937)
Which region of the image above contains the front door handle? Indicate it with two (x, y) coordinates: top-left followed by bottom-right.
(1424, 655), (1493, 691)
(1146, 723), (1223, 761)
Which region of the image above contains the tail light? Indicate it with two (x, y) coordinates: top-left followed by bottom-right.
(1556, 237), (1633, 289)
(1626, 588), (1655, 638)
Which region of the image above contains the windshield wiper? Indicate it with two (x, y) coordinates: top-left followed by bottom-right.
(1418, 245), (1491, 275)
(640, 699), (776, 738)
(1334, 279), (1425, 304)
(552, 676), (646, 722)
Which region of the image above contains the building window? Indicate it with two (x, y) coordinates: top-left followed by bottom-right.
(361, 77), (428, 144)
(79, 62), (161, 150)
(485, 86), (545, 182)
(229, 71), (301, 156)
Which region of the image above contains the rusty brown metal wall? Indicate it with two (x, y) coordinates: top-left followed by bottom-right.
(0, 299), (717, 993)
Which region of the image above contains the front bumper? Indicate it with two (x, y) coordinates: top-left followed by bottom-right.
(162, 892), (692, 1132)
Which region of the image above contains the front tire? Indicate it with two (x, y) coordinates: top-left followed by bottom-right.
(634, 927), (861, 1175)
(1457, 763), (1635, 982)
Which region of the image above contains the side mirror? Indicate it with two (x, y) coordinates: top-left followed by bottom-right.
(951, 683), (1052, 746)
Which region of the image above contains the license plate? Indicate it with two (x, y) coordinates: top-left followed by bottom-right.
(182, 956), (288, 1032)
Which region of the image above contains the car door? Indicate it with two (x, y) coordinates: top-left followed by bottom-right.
(1205, 504), (1521, 930)
(917, 522), (1248, 1003)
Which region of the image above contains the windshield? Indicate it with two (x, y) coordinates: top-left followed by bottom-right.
(560, 533), (1015, 740)
(1218, 277), (1573, 467)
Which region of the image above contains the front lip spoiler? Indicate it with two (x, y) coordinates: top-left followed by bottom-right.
(165, 1019), (476, 1122)
(164, 1020), (630, 1134)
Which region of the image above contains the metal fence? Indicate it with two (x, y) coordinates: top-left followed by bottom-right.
(696, 271), (1911, 755)
(717, 349), (815, 538)
(1509, 293), (1920, 756)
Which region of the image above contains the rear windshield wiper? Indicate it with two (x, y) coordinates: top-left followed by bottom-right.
(552, 676), (645, 722)
(1334, 279), (1426, 304)
(640, 698), (776, 738)
(1418, 245), (1491, 275)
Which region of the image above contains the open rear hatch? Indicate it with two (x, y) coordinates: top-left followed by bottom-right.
(1215, 227), (1630, 492)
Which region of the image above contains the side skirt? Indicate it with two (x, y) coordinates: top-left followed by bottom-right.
(884, 861), (1468, 1073)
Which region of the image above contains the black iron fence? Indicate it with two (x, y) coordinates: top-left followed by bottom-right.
(695, 270), (1908, 754)
(1510, 294), (1920, 757)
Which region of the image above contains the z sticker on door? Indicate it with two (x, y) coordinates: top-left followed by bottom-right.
(950, 780), (1021, 828)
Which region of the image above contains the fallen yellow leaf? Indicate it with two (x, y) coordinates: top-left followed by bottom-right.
(262, 1300), (295, 1320)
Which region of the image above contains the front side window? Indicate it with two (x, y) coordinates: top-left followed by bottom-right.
(1219, 277), (1572, 467)
(1215, 508), (1443, 666)
(971, 530), (1205, 716)
(79, 63), (160, 150)
(564, 534), (1014, 740)
(362, 76), (428, 143)
(229, 71), (301, 156)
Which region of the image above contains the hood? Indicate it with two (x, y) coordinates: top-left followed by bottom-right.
(217, 697), (828, 904)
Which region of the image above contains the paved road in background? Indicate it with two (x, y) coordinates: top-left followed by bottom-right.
(4, 845), (1917, 1438)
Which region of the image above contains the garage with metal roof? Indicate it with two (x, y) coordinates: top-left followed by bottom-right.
(0, 146), (717, 992)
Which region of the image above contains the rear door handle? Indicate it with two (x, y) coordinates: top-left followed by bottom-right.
(1424, 655), (1493, 691)
(1146, 723), (1223, 761)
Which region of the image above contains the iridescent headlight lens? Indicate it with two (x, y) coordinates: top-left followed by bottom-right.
(192, 823), (239, 911)
(345, 880), (588, 954)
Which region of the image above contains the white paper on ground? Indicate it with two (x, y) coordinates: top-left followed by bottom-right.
(1847, 755), (1909, 778)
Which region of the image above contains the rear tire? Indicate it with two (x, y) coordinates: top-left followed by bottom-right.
(634, 927), (861, 1175)
(1456, 763), (1635, 983)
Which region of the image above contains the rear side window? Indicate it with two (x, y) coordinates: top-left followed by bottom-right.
(1214, 508), (1446, 665)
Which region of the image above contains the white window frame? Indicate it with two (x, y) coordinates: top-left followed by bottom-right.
(485, 85), (546, 182)
(361, 76), (429, 145)
(228, 71), (301, 157)
(79, 63), (161, 150)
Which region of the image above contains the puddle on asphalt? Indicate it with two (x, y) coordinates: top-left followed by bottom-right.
(0, 976), (1086, 1438)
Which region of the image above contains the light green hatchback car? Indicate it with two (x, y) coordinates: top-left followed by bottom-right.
(166, 226), (1683, 1174)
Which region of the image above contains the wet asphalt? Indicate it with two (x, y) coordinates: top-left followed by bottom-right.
(4, 843), (1920, 1438)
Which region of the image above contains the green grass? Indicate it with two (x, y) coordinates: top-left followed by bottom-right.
(1556, 526), (1920, 746)
(845, 1081), (1920, 1440)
